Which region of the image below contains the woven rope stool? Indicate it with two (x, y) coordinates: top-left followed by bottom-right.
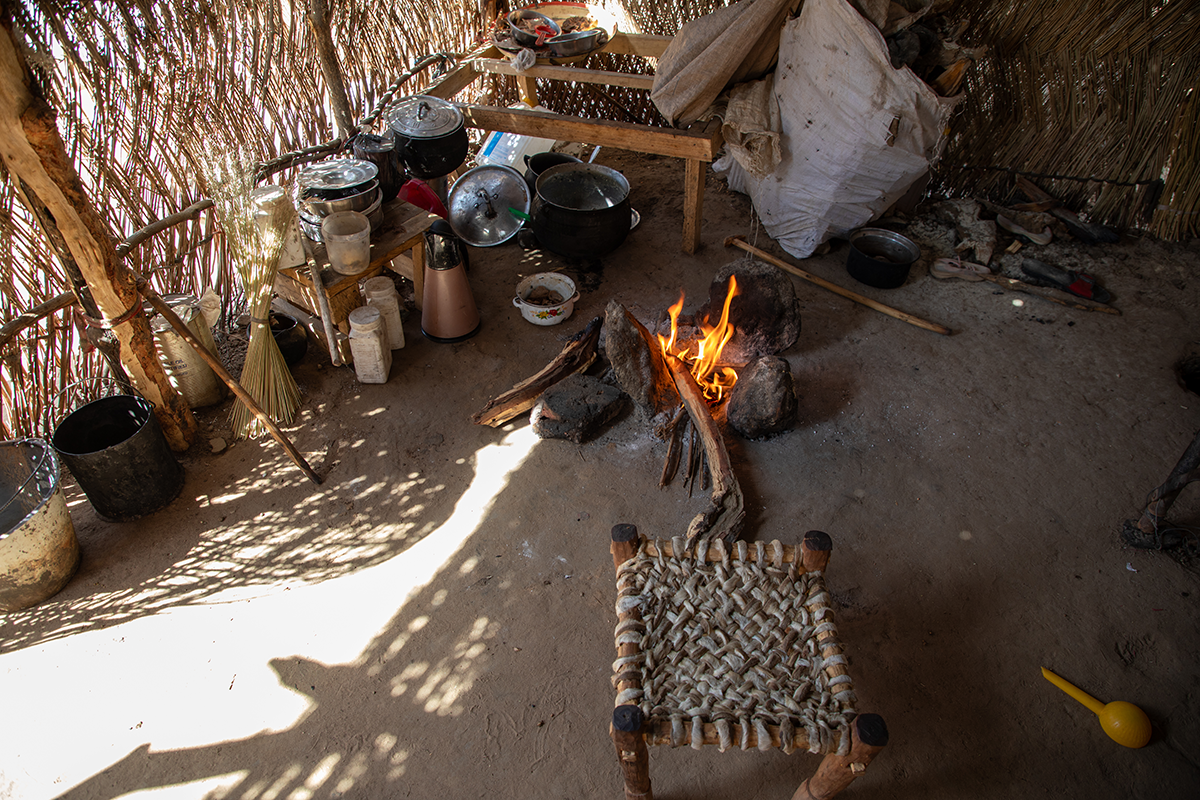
(609, 524), (888, 800)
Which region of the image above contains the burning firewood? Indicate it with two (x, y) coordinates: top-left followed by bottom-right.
(664, 353), (746, 544)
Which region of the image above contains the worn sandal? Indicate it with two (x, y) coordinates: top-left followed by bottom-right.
(1020, 258), (1113, 303)
(930, 257), (992, 282)
(997, 214), (1053, 246)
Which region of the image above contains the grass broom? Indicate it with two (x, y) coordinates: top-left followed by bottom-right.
(203, 148), (301, 439)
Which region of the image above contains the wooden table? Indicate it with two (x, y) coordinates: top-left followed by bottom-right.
(424, 34), (723, 254)
(273, 199), (440, 359)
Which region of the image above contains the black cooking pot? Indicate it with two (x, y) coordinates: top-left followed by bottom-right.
(387, 95), (468, 180)
(532, 163), (631, 259)
(523, 151), (581, 191)
(352, 132), (405, 203)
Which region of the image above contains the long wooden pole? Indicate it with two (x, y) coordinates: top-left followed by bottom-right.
(132, 272), (324, 486)
(725, 236), (953, 336)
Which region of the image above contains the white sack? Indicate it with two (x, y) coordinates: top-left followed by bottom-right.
(650, 0), (799, 128)
(722, 0), (961, 259)
(719, 75), (783, 179)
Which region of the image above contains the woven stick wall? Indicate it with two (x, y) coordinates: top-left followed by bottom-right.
(937, 0), (1200, 240)
(0, 0), (490, 440)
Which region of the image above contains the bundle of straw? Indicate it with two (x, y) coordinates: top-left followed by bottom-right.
(202, 148), (300, 439)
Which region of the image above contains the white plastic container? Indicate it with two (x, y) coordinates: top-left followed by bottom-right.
(348, 306), (391, 384)
(250, 185), (306, 269)
(476, 104), (557, 169)
(322, 211), (372, 275)
(362, 276), (405, 350)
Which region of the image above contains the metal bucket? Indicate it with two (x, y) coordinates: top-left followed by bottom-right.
(52, 393), (184, 521)
(0, 439), (80, 611)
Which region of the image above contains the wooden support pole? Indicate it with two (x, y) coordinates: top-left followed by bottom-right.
(792, 714), (889, 800)
(683, 159), (704, 254)
(306, 0), (355, 140)
(0, 20), (197, 450)
(612, 706), (653, 800)
(801, 530), (832, 573)
(725, 236), (953, 336)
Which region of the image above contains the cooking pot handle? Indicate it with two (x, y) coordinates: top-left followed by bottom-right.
(523, 154), (532, 168)
(512, 296), (523, 308)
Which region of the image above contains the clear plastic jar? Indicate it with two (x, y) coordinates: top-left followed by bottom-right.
(347, 306), (391, 384)
(362, 276), (405, 350)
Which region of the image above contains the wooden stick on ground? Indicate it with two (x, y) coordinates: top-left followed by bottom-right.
(663, 353), (745, 543)
(725, 236), (952, 336)
(472, 316), (603, 427)
(132, 273), (324, 486)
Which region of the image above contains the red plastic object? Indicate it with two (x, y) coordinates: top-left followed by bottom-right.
(398, 179), (449, 219)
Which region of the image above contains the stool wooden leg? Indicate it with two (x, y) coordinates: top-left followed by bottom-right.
(613, 705), (653, 800)
(611, 523), (639, 571)
(792, 714), (888, 800)
(801, 530), (832, 572)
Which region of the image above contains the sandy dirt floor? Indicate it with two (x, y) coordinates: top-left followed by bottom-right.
(2, 149), (1199, 800)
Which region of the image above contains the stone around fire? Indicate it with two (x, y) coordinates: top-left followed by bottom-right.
(530, 373), (628, 444)
(699, 257), (801, 365)
(726, 355), (797, 439)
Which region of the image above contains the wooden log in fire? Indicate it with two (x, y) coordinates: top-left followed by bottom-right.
(664, 353), (745, 544)
(472, 316), (603, 427)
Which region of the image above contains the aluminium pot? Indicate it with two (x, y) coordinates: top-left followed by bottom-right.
(532, 162), (631, 259)
(386, 95), (469, 180)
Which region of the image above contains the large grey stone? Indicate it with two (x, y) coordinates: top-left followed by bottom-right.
(726, 356), (797, 439)
(603, 300), (679, 420)
(530, 374), (627, 443)
(697, 257), (801, 365)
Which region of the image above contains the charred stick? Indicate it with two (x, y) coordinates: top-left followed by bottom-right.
(658, 405), (687, 488)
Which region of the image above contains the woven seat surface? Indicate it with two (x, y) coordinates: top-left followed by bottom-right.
(613, 537), (856, 755)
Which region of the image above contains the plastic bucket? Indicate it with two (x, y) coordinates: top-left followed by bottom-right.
(52, 394), (184, 522)
(0, 439), (80, 611)
(322, 211), (372, 275)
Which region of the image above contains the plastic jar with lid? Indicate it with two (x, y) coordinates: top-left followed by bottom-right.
(347, 306), (391, 384)
(362, 276), (405, 350)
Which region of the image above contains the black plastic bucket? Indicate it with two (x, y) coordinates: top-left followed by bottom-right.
(51, 394), (183, 521)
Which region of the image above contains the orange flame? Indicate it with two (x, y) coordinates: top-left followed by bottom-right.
(658, 276), (740, 403)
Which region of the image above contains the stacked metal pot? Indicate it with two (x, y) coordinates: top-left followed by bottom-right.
(295, 159), (382, 242)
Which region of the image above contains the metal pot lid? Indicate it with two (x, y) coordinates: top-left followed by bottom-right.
(387, 95), (464, 139)
(297, 159), (379, 194)
(447, 165), (530, 247)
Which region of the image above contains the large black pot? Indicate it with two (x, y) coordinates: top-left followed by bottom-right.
(532, 163), (631, 259)
(387, 95), (468, 180)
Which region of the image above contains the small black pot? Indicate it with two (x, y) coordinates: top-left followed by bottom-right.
(388, 96), (468, 180)
(267, 312), (308, 367)
(532, 163), (631, 259)
(845, 228), (920, 289)
(523, 152), (581, 191)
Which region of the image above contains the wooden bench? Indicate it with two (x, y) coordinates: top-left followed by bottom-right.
(423, 34), (723, 254)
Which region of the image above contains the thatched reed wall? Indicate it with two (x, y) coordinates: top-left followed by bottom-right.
(939, 0), (1199, 240)
(0, 0), (1195, 440)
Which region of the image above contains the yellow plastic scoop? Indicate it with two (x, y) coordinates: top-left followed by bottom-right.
(1041, 666), (1152, 748)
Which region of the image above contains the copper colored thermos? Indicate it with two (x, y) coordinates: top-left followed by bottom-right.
(422, 220), (480, 342)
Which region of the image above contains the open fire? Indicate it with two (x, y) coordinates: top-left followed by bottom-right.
(658, 276), (741, 404)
